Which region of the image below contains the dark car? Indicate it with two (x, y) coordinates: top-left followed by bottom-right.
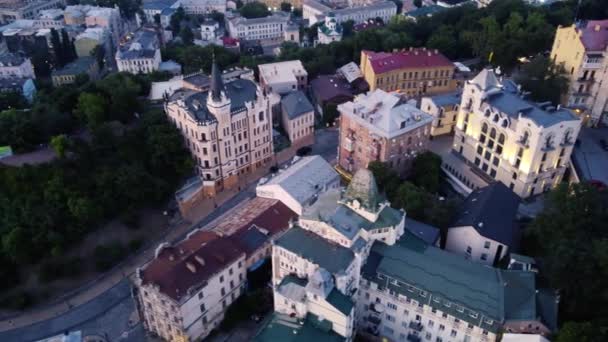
(296, 146), (312, 156)
(600, 139), (608, 151)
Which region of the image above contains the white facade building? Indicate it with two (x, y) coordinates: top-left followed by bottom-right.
(135, 230), (247, 342)
(317, 13), (342, 45)
(445, 182), (521, 266)
(180, 0), (227, 14)
(200, 19), (220, 41)
(0, 52), (34, 79)
(226, 12), (296, 44)
(256, 155), (340, 215)
(303, 0), (397, 25)
(258, 60), (308, 95)
(0, 0), (65, 24)
(116, 28), (161, 74)
(451, 69), (582, 198)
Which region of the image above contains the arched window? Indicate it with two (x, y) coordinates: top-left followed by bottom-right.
(493, 114), (500, 123)
(563, 129), (573, 145)
(521, 130), (530, 145)
(484, 109), (491, 117)
(490, 128), (497, 139)
(498, 133), (505, 145)
(545, 135), (554, 149)
(501, 119), (508, 128)
(481, 123), (488, 133)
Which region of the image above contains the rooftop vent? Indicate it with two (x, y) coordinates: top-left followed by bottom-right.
(186, 262), (197, 273)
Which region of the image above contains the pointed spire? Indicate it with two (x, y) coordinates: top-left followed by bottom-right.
(210, 54), (225, 102)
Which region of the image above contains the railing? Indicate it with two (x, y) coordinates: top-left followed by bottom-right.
(409, 321), (424, 331)
(583, 61), (602, 69)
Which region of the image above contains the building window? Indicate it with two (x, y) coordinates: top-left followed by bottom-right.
(481, 253), (488, 261)
(484, 241), (491, 249)
(200, 303), (206, 312)
(451, 330), (457, 337)
(198, 292), (204, 299)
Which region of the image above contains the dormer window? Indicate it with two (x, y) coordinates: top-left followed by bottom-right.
(521, 131), (529, 145)
(484, 109), (491, 117)
(400, 121), (406, 129)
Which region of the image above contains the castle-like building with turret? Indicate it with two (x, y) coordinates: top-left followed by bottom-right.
(164, 62), (277, 196)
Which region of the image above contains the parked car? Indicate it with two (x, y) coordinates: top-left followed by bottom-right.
(600, 139), (608, 151)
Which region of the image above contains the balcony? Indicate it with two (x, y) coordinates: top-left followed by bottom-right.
(409, 321), (424, 332)
(370, 303), (385, 314)
(407, 334), (422, 342)
(540, 144), (555, 152)
(366, 315), (382, 325)
(516, 138), (530, 149)
(577, 76), (595, 83)
(582, 61), (603, 69)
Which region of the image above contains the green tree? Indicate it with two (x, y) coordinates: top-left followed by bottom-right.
(526, 183), (608, 321)
(413, 0), (422, 8)
(516, 56), (569, 105)
(76, 93), (107, 127)
(410, 151), (442, 193)
(170, 6), (186, 34)
(0, 91), (28, 110)
(179, 26), (194, 45)
(239, 2), (270, 19)
(342, 20), (355, 37)
(555, 321), (607, 342)
(91, 45), (106, 70)
(280, 2), (292, 12)
(50, 134), (69, 158)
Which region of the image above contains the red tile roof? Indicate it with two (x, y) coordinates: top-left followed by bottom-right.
(141, 231), (244, 302)
(579, 20), (608, 51)
(140, 200), (296, 301)
(363, 48), (454, 74)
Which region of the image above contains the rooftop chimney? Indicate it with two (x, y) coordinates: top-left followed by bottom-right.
(186, 262), (197, 273)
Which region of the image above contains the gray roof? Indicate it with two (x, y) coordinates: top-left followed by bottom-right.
(0, 52), (27, 66)
(117, 29), (159, 60)
(275, 226), (354, 274)
(428, 91), (461, 107)
(51, 56), (96, 77)
(302, 189), (403, 240)
(177, 78), (258, 123)
(253, 313), (345, 342)
(281, 91), (314, 119)
(363, 233), (549, 333)
(405, 217), (440, 245)
(451, 182), (520, 249)
(0, 76), (29, 89)
(471, 69), (579, 127)
(143, 0), (177, 10)
(326, 288), (354, 316)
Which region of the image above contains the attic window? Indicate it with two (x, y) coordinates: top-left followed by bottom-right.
(400, 121), (406, 129)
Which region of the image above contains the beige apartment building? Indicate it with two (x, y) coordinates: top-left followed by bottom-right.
(550, 20), (608, 125)
(337, 89), (433, 176)
(360, 48), (458, 97)
(280, 90), (315, 146)
(451, 69), (581, 198)
(164, 62), (275, 197)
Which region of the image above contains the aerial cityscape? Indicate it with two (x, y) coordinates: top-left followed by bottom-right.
(0, 0), (607, 341)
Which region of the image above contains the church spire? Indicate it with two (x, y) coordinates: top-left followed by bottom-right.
(209, 55), (225, 102)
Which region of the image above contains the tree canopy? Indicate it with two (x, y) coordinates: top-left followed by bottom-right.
(239, 2), (270, 19)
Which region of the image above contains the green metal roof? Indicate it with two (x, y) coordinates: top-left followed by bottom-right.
(253, 313), (345, 342)
(275, 226), (354, 274)
(326, 288), (354, 316)
(344, 169), (381, 212)
(362, 232), (549, 333)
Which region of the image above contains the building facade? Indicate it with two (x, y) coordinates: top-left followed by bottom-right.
(0, 0), (65, 24)
(180, 0), (227, 14)
(317, 13), (342, 45)
(360, 48), (458, 96)
(445, 182), (521, 266)
(420, 92), (461, 136)
(550, 20), (608, 125)
(164, 62), (275, 197)
(226, 12), (296, 44)
(303, 0), (397, 25)
(451, 69), (582, 198)
(116, 28), (162, 74)
(258, 60), (308, 95)
(51, 56), (99, 86)
(337, 89), (433, 176)
(256, 155), (340, 215)
(280, 90), (315, 145)
(0, 52), (34, 79)
(135, 231), (247, 342)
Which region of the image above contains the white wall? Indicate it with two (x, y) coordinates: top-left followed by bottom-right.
(445, 226), (505, 265)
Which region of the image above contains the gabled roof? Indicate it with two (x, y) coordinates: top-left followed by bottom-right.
(281, 91), (314, 119)
(405, 217), (440, 245)
(451, 182), (521, 249)
(579, 20), (608, 51)
(469, 68), (501, 91)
